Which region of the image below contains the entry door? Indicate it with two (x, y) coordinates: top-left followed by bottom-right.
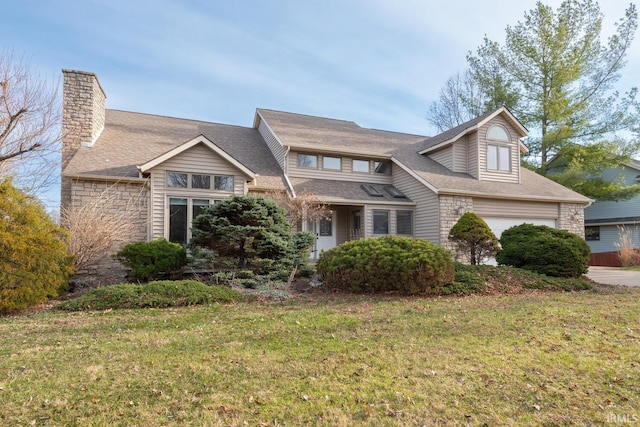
(314, 211), (337, 257)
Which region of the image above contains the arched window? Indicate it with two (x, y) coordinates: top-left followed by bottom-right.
(486, 125), (510, 142)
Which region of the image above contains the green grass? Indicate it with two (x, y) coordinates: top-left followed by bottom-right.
(2, 286), (639, 425)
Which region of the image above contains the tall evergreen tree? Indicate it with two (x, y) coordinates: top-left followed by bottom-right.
(430, 0), (640, 200)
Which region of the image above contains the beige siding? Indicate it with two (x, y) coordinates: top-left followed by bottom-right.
(149, 143), (248, 239)
(452, 136), (468, 173)
(430, 146), (453, 170)
(257, 119), (286, 172)
(467, 131), (479, 178)
(288, 151), (393, 184)
(362, 204), (414, 238)
(392, 165), (439, 242)
(473, 198), (559, 219)
(478, 116), (520, 183)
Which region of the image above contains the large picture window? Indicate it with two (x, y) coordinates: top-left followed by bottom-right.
(168, 197), (211, 244)
(373, 210), (389, 235)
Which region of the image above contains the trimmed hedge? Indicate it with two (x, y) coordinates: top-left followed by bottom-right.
(316, 236), (454, 294)
(496, 224), (590, 278)
(56, 280), (244, 311)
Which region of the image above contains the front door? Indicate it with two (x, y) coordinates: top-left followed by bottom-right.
(312, 211), (336, 258)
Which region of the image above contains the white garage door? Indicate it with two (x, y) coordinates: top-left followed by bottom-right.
(483, 218), (557, 239)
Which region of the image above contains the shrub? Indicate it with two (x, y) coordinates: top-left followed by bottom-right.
(56, 280), (244, 311)
(0, 180), (73, 313)
(115, 239), (187, 281)
(190, 195), (315, 276)
(496, 224), (590, 278)
(449, 212), (500, 264)
(316, 236), (454, 294)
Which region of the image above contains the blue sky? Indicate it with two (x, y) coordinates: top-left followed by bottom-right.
(2, 0), (639, 207)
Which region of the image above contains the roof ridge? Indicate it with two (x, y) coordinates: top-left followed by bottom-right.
(107, 109), (251, 130)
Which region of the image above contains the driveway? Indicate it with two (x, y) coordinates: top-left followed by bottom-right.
(587, 266), (640, 287)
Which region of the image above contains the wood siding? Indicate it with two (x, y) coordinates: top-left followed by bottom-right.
(288, 151), (393, 184)
(257, 118), (287, 172)
(477, 116), (520, 183)
(148, 143), (247, 239)
(473, 198), (559, 219)
(392, 165), (439, 242)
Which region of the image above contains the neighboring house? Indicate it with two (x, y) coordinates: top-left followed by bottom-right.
(61, 70), (591, 280)
(584, 160), (640, 266)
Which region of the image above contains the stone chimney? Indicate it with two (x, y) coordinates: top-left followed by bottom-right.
(61, 70), (106, 208)
(61, 70), (106, 169)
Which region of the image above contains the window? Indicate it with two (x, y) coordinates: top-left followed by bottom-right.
(487, 125), (510, 142)
(167, 172), (234, 191)
(192, 174), (211, 189)
(396, 211), (413, 235)
(487, 145), (510, 171)
(319, 217), (332, 236)
(373, 210), (389, 234)
(168, 198), (211, 244)
(352, 159), (370, 173)
(167, 172), (188, 188)
(374, 160), (391, 174)
(169, 198), (188, 244)
(361, 184), (383, 197)
(585, 226), (600, 241)
(298, 154), (318, 168)
(322, 156), (341, 170)
(214, 176), (234, 191)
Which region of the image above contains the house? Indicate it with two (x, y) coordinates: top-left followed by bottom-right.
(61, 70), (591, 280)
(584, 160), (640, 266)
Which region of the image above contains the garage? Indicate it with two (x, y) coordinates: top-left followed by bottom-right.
(482, 218), (557, 239)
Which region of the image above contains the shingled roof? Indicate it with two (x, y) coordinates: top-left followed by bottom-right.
(62, 109), (287, 190)
(256, 109), (427, 156)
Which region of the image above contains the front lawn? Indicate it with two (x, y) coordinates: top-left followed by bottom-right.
(1, 286), (639, 425)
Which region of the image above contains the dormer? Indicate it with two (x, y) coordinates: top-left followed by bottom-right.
(419, 106), (528, 183)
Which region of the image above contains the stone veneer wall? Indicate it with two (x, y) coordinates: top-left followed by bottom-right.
(69, 179), (149, 287)
(439, 195), (473, 261)
(558, 203), (586, 238)
(61, 70), (106, 208)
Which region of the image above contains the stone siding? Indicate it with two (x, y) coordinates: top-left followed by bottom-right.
(558, 203), (586, 238)
(69, 179), (149, 287)
(439, 195), (473, 261)
(61, 70), (106, 208)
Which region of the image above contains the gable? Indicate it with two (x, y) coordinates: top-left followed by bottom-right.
(138, 135), (255, 178)
(419, 107), (528, 155)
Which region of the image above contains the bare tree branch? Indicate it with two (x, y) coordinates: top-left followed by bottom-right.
(0, 50), (61, 196)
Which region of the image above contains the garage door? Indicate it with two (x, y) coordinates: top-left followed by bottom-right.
(483, 218), (557, 239)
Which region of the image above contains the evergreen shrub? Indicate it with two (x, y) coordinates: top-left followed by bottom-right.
(0, 180), (73, 313)
(57, 280), (243, 311)
(316, 235), (454, 294)
(496, 223), (590, 278)
(115, 239), (187, 281)
(449, 212), (500, 264)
